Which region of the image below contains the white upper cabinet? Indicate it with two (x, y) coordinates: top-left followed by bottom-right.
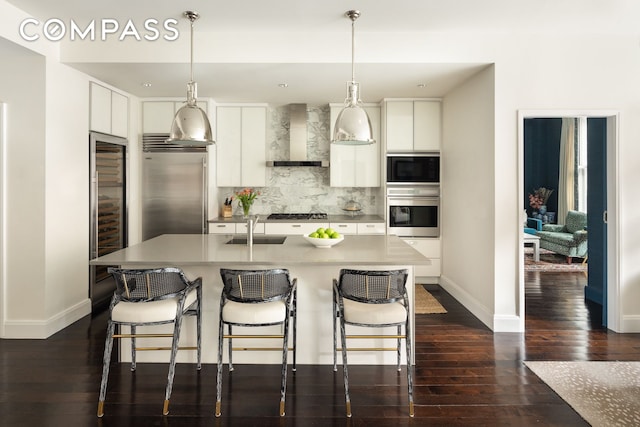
(329, 104), (381, 187)
(216, 105), (267, 187)
(90, 82), (129, 138)
(142, 100), (209, 134)
(385, 100), (441, 152)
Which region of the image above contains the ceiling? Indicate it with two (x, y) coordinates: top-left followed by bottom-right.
(6, 0), (639, 105)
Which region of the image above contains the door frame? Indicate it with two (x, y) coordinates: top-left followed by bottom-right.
(517, 109), (620, 331)
(0, 103), (6, 337)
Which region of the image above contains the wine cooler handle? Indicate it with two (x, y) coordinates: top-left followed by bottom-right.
(93, 171), (99, 259)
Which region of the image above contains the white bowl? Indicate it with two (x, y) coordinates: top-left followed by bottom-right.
(303, 234), (344, 248)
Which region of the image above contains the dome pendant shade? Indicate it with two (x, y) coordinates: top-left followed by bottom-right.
(166, 11), (214, 146)
(332, 81), (375, 145)
(167, 82), (213, 146)
(332, 10), (375, 146)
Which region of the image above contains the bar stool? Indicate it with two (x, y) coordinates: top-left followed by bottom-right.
(333, 268), (414, 417)
(216, 268), (297, 417)
(97, 267), (202, 417)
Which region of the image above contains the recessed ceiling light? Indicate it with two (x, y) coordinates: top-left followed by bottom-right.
(141, 82), (152, 87)
(278, 83), (288, 88)
(417, 83), (426, 88)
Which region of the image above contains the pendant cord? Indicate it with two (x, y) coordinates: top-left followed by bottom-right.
(189, 18), (194, 83)
(351, 18), (356, 83)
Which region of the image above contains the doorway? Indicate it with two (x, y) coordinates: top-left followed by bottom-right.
(518, 110), (619, 331)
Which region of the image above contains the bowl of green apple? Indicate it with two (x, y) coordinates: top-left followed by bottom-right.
(303, 227), (344, 248)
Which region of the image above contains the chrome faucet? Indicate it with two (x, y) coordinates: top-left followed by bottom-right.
(247, 215), (259, 247)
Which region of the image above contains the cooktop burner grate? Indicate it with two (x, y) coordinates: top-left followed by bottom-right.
(267, 213), (328, 220)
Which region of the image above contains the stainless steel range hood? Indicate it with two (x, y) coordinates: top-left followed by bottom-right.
(266, 104), (329, 167)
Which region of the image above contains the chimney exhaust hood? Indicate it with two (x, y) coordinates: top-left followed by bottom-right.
(266, 104), (329, 167)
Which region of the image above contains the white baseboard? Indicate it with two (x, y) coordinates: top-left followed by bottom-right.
(439, 274), (524, 333)
(621, 315), (640, 333)
(1, 298), (92, 339)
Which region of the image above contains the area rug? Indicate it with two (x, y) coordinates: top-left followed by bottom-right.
(525, 248), (588, 272)
(414, 286), (447, 314)
(524, 361), (640, 426)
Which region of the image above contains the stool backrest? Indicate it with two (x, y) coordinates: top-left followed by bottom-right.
(337, 269), (408, 303)
(220, 268), (292, 303)
(107, 267), (189, 302)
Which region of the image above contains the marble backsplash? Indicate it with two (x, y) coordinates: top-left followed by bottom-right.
(219, 104), (380, 216)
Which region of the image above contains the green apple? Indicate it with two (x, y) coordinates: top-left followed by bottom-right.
(330, 232), (341, 239)
(316, 227), (325, 235)
(321, 233), (330, 239)
(325, 228), (335, 236)
(309, 232), (319, 238)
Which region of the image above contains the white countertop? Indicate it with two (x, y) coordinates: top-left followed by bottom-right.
(209, 214), (384, 223)
(90, 234), (430, 266)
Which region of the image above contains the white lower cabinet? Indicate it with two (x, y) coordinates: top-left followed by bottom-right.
(356, 222), (386, 235)
(209, 223), (265, 234)
(329, 223), (357, 235)
(265, 222), (329, 236)
(402, 238), (441, 282)
(323, 222), (386, 235)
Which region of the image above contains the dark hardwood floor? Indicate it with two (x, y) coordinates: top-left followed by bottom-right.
(2, 271), (640, 426)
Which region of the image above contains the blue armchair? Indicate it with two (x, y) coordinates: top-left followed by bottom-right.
(536, 210), (587, 263)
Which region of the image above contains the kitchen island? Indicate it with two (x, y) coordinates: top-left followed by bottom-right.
(90, 234), (430, 365)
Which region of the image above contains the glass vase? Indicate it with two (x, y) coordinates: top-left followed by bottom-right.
(241, 202), (252, 218)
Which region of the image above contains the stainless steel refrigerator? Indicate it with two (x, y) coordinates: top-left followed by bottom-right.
(89, 131), (128, 309)
(142, 134), (208, 241)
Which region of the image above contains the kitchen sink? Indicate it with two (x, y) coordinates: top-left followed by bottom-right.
(226, 236), (287, 245)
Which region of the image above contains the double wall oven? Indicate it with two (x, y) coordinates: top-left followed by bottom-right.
(386, 153), (440, 237)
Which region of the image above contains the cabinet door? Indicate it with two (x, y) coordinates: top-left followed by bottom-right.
(357, 222), (386, 235)
(330, 105), (380, 187)
(209, 223), (236, 234)
(216, 107), (242, 187)
(143, 102), (175, 133)
(385, 101), (414, 151)
(264, 223), (329, 235)
(413, 101), (441, 151)
(90, 83), (111, 134)
(111, 91), (128, 138)
(329, 105), (355, 186)
(236, 222), (265, 234)
(355, 106), (381, 186)
(402, 237), (441, 277)
(329, 223), (357, 235)
(240, 107), (266, 186)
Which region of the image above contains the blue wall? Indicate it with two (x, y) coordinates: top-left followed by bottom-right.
(524, 118), (561, 217)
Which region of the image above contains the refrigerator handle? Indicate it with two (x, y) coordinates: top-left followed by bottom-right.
(202, 157), (207, 234)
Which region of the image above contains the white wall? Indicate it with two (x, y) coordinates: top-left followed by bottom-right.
(0, 38), (47, 333)
(43, 58), (92, 329)
(441, 66), (501, 329)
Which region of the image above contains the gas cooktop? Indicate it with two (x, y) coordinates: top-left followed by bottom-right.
(267, 213), (328, 220)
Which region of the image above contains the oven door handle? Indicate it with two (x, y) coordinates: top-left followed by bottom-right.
(387, 196), (440, 205)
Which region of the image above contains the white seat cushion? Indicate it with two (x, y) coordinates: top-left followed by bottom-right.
(222, 300), (286, 325)
(112, 289), (198, 323)
(342, 298), (407, 325)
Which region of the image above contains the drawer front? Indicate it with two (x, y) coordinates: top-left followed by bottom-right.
(402, 238), (441, 257)
(330, 223), (358, 235)
(357, 222), (386, 235)
(415, 258), (441, 277)
(265, 222), (329, 235)
(236, 222), (265, 234)
(209, 223), (236, 234)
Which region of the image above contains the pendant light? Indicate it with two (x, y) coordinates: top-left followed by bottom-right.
(332, 10), (375, 146)
(166, 11), (214, 146)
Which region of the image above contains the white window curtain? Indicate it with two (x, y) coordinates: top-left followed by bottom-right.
(558, 118), (576, 222)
